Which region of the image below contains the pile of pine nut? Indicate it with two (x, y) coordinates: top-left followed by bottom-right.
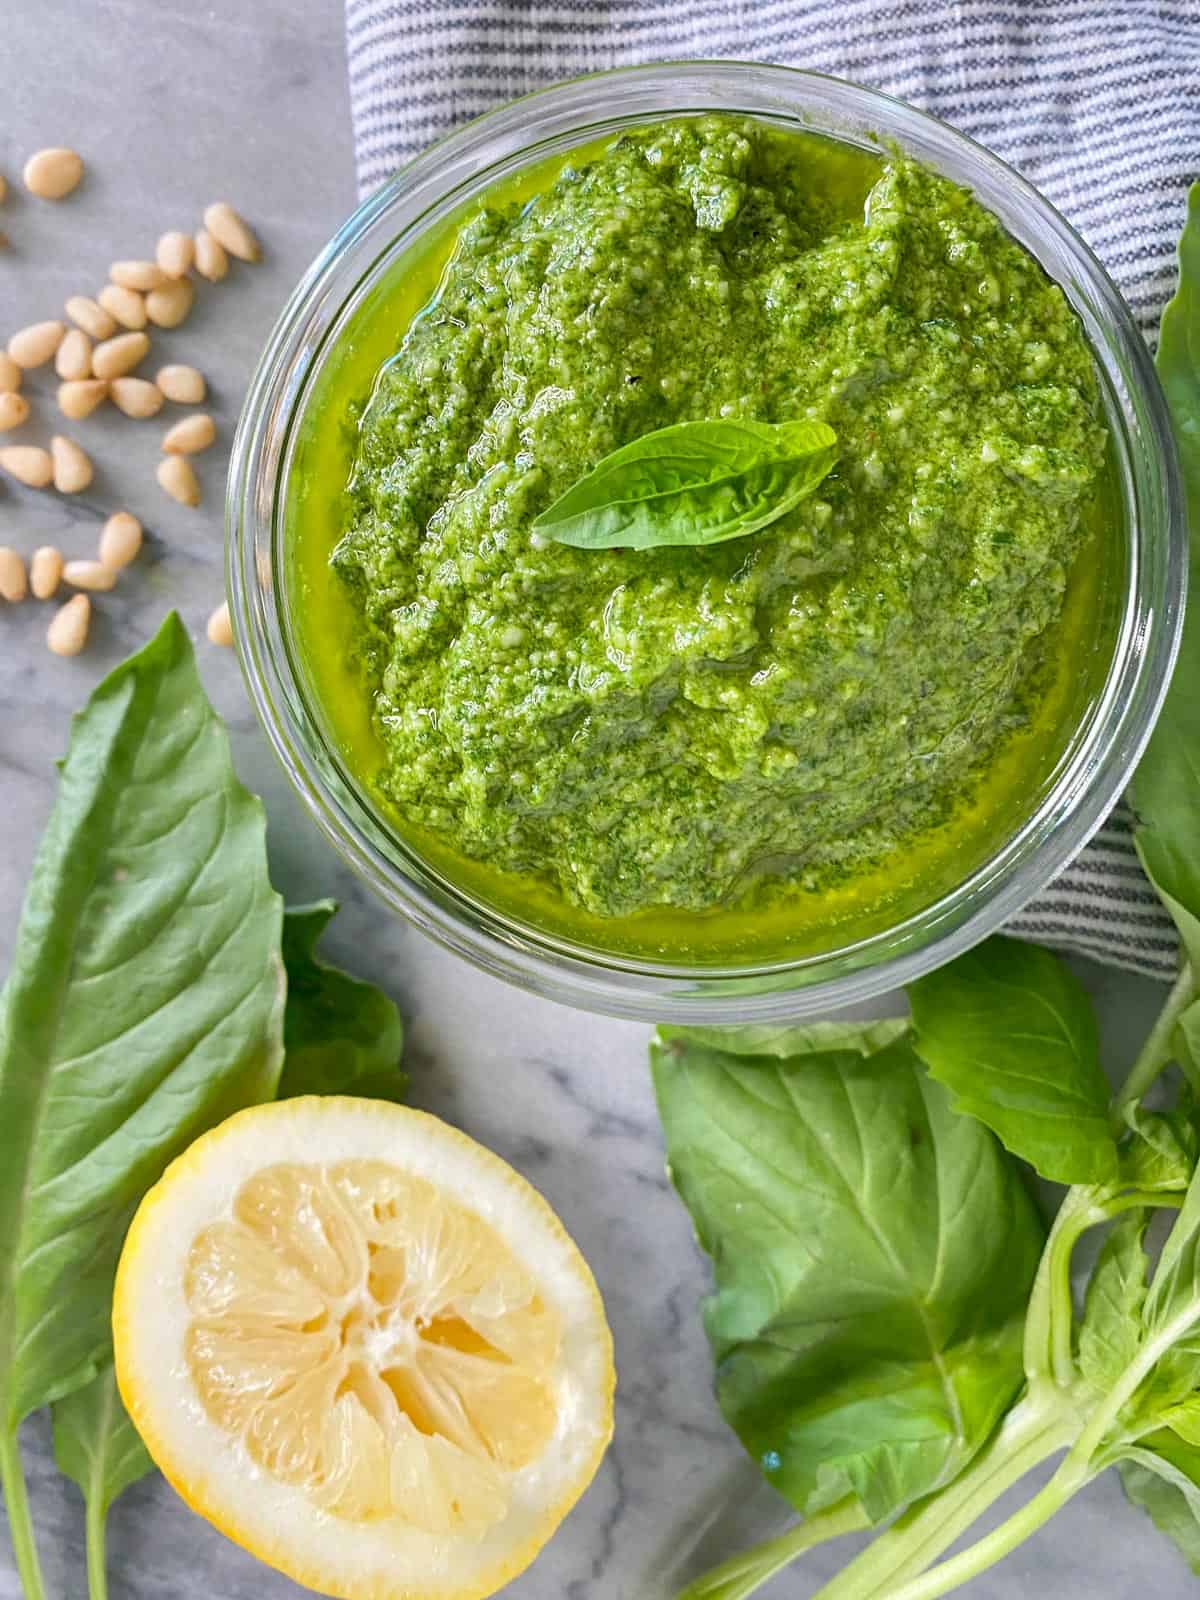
(0, 147), (257, 656)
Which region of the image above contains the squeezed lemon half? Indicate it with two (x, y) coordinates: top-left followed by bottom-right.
(113, 1097), (614, 1600)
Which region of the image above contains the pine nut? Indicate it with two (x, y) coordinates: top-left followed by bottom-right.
(203, 202), (260, 263)
(0, 445), (53, 488)
(47, 594), (91, 656)
(65, 296), (117, 341)
(155, 364), (206, 404)
(0, 175), (5, 203)
(110, 376), (163, 418)
(63, 559), (115, 591)
(9, 320), (65, 369)
(55, 328), (92, 381)
(111, 259), (168, 291)
(0, 352), (21, 393)
(0, 547), (28, 602)
(51, 435), (94, 494)
(156, 231), (194, 278)
(157, 454), (200, 506)
(0, 392), (30, 431)
(99, 511), (143, 570)
(145, 278), (194, 329)
(207, 600), (233, 647)
(92, 331), (149, 380)
(194, 229), (228, 282)
(24, 148), (84, 201)
(30, 545), (63, 600)
(98, 284), (147, 331)
(162, 412), (215, 454)
(58, 379), (109, 419)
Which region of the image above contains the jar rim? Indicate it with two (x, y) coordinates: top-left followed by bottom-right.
(227, 61), (1186, 1021)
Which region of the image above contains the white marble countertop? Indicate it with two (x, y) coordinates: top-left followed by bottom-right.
(0, 4), (1187, 1598)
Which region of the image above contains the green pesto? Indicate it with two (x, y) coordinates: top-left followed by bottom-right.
(326, 115), (1107, 923)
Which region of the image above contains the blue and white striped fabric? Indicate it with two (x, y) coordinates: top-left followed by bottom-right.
(344, 0), (1199, 979)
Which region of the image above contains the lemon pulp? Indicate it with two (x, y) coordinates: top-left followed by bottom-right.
(184, 1160), (560, 1534)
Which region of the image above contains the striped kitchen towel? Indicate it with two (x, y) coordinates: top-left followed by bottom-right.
(344, 0), (1199, 980)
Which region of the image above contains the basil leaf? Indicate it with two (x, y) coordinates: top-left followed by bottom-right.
(278, 901), (406, 1101)
(1078, 1214), (1151, 1396)
(1081, 1157), (1200, 1452)
(1121, 1104), (1200, 1195)
(1143, 1148), (1200, 1341)
(533, 418), (838, 549)
(1120, 1433), (1200, 1576)
(652, 1025), (1043, 1524)
(51, 1362), (153, 1592)
(1133, 182), (1200, 965)
(909, 935), (1119, 1185)
(1163, 1397), (1200, 1450)
(0, 613), (285, 1437)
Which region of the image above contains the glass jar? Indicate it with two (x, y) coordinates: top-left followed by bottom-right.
(227, 61), (1185, 1022)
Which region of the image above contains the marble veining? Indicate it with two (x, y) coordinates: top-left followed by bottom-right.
(0, 3), (1187, 1596)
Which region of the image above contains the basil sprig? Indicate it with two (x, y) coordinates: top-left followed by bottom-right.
(532, 417), (838, 550)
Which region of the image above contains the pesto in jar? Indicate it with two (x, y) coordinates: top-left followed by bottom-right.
(294, 115), (1112, 955)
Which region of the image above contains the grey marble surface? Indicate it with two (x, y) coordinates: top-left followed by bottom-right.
(0, 4), (1190, 1598)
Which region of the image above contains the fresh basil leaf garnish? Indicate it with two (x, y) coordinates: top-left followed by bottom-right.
(532, 418), (838, 550)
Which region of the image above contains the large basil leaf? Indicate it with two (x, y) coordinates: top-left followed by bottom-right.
(652, 1024), (1043, 1524)
(278, 901), (406, 1101)
(0, 613), (285, 1435)
(52, 1362), (153, 1594)
(909, 936), (1118, 1185)
(1133, 182), (1200, 967)
(532, 418), (838, 549)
